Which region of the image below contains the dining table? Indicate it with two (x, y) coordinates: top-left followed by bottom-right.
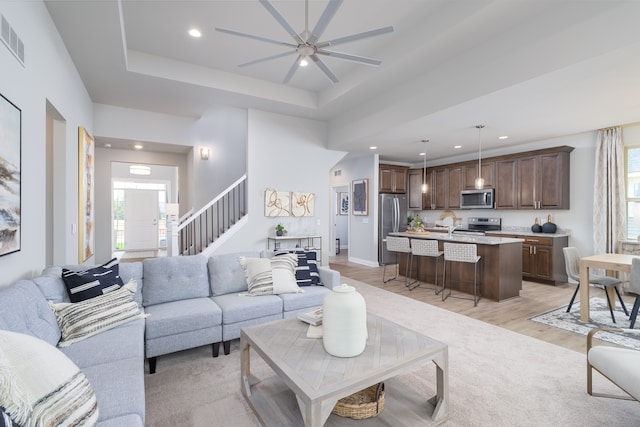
(579, 253), (639, 322)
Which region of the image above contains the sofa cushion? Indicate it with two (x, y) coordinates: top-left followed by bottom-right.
(51, 280), (145, 347)
(143, 255), (209, 306)
(273, 249), (321, 285)
(212, 293), (282, 325)
(0, 280), (61, 346)
(0, 330), (99, 426)
(61, 258), (124, 302)
(279, 286), (331, 312)
(208, 251), (260, 296)
(144, 298), (222, 340)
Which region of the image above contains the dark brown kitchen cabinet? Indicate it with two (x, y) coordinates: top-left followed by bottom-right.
(517, 148), (572, 209)
(462, 161), (495, 189)
(432, 168), (447, 210)
(495, 159), (517, 209)
(379, 165), (408, 193)
(522, 237), (553, 281)
(447, 166), (462, 208)
(408, 168), (431, 209)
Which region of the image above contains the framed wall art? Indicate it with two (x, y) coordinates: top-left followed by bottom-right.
(264, 188), (291, 217)
(339, 192), (349, 215)
(352, 179), (368, 216)
(0, 93), (21, 257)
(78, 126), (95, 262)
(291, 191), (315, 217)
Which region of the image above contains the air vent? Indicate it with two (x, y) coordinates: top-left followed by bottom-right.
(1, 14), (25, 66)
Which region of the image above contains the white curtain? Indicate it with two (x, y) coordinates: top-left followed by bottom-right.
(593, 127), (626, 256)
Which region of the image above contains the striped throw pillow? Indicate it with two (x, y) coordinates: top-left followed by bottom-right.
(0, 330), (99, 427)
(62, 257), (124, 302)
(51, 279), (145, 347)
(273, 249), (321, 286)
(240, 254), (301, 295)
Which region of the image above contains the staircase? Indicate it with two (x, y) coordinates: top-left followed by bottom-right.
(168, 174), (247, 257)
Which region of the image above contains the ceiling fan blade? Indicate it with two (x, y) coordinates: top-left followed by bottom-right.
(216, 27), (296, 48)
(307, 0), (343, 45)
(239, 51), (297, 68)
(311, 54), (339, 84)
(259, 0), (304, 45)
(318, 26), (394, 48)
(316, 50), (381, 66)
(283, 55), (303, 84)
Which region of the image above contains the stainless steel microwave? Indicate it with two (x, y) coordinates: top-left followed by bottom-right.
(460, 189), (494, 209)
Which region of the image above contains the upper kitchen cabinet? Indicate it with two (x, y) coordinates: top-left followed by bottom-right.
(517, 147), (573, 209)
(447, 166), (463, 209)
(463, 162), (495, 189)
(495, 159), (518, 209)
(408, 168), (432, 210)
(379, 164), (408, 193)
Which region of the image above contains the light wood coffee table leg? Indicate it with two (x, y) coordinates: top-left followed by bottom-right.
(432, 347), (449, 422)
(240, 337), (251, 397)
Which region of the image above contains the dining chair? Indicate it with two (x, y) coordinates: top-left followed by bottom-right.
(563, 247), (628, 323)
(628, 258), (640, 328)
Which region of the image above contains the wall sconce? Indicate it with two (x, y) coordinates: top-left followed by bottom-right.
(200, 148), (210, 160)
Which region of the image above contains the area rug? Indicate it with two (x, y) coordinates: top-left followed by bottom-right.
(144, 278), (639, 426)
(529, 298), (640, 351)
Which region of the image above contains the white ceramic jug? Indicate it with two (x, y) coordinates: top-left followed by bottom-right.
(322, 283), (367, 357)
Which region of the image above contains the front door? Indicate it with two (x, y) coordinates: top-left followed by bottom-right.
(124, 189), (159, 251)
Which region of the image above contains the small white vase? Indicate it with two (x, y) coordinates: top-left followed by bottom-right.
(322, 283), (367, 357)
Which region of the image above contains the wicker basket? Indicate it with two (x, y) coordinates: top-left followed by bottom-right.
(332, 383), (385, 420)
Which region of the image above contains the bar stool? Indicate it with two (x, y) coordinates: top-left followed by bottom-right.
(410, 239), (443, 294)
(442, 242), (481, 306)
(383, 236), (416, 289)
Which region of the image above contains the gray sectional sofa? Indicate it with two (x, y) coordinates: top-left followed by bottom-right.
(0, 250), (339, 426)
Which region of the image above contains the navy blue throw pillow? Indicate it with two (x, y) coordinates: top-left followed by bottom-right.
(62, 258), (125, 302)
(274, 249), (321, 286)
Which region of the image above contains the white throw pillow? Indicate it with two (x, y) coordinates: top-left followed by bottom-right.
(0, 330), (99, 426)
(51, 279), (145, 347)
(240, 254), (301, 295)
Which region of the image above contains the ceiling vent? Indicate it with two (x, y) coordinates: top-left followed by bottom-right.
(1, 14), (25, 66)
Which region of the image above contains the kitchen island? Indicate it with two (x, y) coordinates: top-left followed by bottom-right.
(390, 231), (523, 301)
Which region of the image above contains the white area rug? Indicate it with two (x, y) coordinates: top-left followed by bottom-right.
(144, 278), (640, 426)
(529, 298), (640, 350)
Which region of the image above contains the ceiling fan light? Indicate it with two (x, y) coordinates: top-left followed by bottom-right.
(299, 57), (309, 67)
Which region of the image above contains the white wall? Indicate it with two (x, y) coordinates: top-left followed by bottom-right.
(215, 109), (346, 266)
(329, 154), (379, 266)
(0, 1), (93, 286)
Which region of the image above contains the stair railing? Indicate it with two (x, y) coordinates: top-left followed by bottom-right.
(167, 174), (247, 256)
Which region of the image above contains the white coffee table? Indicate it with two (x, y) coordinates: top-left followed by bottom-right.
(240, 313), (448, 426)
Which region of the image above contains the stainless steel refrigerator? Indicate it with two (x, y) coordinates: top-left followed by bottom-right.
(378, 193), (408, 266)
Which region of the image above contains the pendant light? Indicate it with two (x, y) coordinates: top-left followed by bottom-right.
(474, 125), (485, 189)
(421, 139), (428, 193)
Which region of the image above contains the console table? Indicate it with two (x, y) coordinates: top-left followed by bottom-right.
(267, 235), (322, 252)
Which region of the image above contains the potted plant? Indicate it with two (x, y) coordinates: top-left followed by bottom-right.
(276, 224), (286, 236)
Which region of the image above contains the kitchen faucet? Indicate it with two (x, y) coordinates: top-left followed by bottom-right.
(447, 224), (459, 238)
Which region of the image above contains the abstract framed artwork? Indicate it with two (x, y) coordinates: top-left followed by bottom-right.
(291, 191), (315, 217)
(339, 192), (349, 215)
(0, 93), (21, 257)
(352, 179), (368, 216)
(78, 126), (95, 262)
(264, 189), (290, 217)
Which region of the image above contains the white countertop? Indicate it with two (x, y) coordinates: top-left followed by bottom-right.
(424, 227), (570, 238)
(390, 231), (523, 246)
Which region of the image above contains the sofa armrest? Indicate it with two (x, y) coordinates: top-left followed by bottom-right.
(318, 266), (340, 290)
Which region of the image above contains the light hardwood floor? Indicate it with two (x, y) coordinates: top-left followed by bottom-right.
(329, 251), (634, 354)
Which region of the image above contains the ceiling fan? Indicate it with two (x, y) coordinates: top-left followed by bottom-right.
(215, 0), (394, 84)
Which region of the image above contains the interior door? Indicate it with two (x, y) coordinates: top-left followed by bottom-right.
(124, 189), (159, 251)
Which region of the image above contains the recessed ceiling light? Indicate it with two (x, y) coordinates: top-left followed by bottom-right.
(134, 144), (143, 150)
(104, 143), (111, 148)
(498, 135), (509, 140)
(454, 145), (462, 149)
(188, 28), (202, 38)
(420, 152), (426, 156)
(369, 146), (377, 150)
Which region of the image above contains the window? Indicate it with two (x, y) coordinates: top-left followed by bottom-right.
(625, 146), (640, 239)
